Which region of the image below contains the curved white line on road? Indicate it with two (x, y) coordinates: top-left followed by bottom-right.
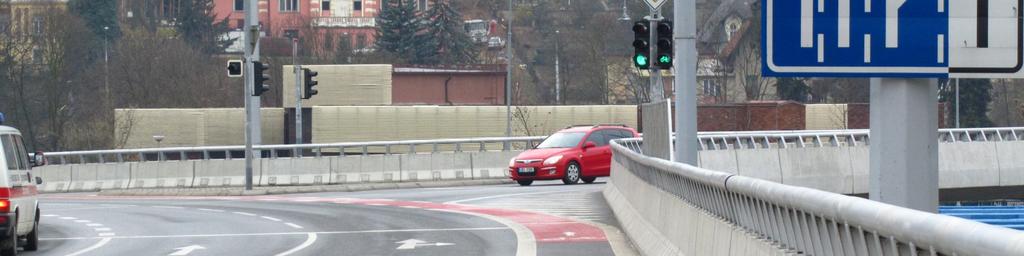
(64, 237), (112, 256)
(433, 209), (536, 256)
(274, 233), (317, 256)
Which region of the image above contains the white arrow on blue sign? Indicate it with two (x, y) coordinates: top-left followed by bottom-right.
(763, 0), (1023, 78)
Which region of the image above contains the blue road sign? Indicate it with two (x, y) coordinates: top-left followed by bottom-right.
(763, 0), (1024, 78)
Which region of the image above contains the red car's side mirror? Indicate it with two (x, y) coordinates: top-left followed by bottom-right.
(583, 141), (597, 149)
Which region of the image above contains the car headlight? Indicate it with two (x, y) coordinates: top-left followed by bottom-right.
(509, 158), (516, 167)
(543, 155), (563, 166)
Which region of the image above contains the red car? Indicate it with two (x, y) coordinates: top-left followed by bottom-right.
(509, 125), (639, 186)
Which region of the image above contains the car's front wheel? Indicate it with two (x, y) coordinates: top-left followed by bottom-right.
(517, 180), (534, 186)
(562, 162), (581, 185)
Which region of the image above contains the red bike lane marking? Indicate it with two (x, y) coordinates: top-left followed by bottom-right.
(42, 194), (610, 244)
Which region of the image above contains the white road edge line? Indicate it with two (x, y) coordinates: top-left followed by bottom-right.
(233, 212), (258, 216)
(64, 237), (112, 256)
(274, 233), (317, 256)
(198, 208), (224, 213)
(285, 223), (303, 229)
(433, 209), (536, 256)
(262, 216), (282, 222)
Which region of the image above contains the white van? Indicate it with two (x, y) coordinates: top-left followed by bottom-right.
(0, 126), (43, 255)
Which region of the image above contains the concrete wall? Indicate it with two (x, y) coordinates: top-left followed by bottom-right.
(115, 108), (285, 148)
(604, 155), (787, 256)
(281, 64), (392, 107)
(33, 150), (524, 193)
(695, 140), (1024, 194)
(311, 105), (639, 143)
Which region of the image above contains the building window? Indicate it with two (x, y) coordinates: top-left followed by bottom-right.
(321, 0), (331, 10)
(702, 80), (720, 97)
(418, 0), (428, 11)
(353, 0), (361, 11)
(280, 0), (299, 12)
(31, 47), (42, 64)
(0, 16), (9, 35)
(234, 0), (244, 11)
(31, 16), (43, 35)
(356, 34), (366, 49)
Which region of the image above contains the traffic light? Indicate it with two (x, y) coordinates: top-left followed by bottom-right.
(226, 60), (242, 77)
(632, 20), (650, 69)
(656, 20), (673, 69)
(302, 68), (318, 99)
(252, 61), (271, 96)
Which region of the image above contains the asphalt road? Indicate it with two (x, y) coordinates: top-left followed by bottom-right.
(24, 178), (636, 256)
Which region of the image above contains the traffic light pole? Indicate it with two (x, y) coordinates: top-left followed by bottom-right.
(674, 0), (698, 164)
(242, 0), (261, 191)
(293, 39), (303, 146)
(648, 12), (664, 101)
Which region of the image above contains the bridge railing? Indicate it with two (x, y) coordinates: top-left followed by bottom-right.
(611, 137), (1024, 255)
(44, 136), (547, 165)
(698, 127), (1024, 150)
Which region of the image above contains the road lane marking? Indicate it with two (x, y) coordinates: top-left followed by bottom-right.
(169, 245), (206, 255)
(64, 237), (112, 256)
(60, 217), (77, 220)
(152, 206), (185, 209)
(274, 233), (317, 256)
(86, 223), (103, 227)
(401, 206), (420, 209)
(40, 227), (510, 240)
(285, 223), (303, 229)
(261, 216), (282, 222)
(198, 208), (224, 213)
(98, 233), (115, 237)
(95, 228), (111, 232)
(74, 220), (90, 223)
(233, 212), (257, 216)
(42, 214), (58, 217)
(432, 209), (537, 256)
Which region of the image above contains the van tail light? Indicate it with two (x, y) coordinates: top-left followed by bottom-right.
(0, 200), (9, 213)
(0, 188), (10, 213)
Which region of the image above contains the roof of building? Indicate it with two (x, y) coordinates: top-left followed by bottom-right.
(697, 0), (755, 49)
(393, 64), (507, 74)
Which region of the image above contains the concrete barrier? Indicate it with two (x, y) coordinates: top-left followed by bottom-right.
(261, 157), (331, 186)
(130, 161), (194, 189)
(35, 165), (72, 193)
(355, 155), (402, 183)
(69, 164), (131, 191)
(778, 147), (854, 194)
(698, 150), (738, 174)
(604, 156), (785, 256)
(193, 159), (261, 187)
(469, 151), (521, 179)
(848, 146), (870, 194)
(735, 149), (782, 183)
(939, 143), (1001, 189)
(997, 142), (1024, 186)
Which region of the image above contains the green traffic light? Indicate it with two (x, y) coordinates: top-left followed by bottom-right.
(635, 55), (648, 66)
(659, 55), (672, 64)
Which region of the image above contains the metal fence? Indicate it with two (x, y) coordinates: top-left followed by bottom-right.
(698, 127), (1024, 151)
(44, 136), (546, 165)
(612, 135), (1024, 255)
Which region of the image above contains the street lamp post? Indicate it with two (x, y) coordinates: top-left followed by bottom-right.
(504, 0), (513, 148)
(555, 30), (560, 105)
(103, 26), (110, 107)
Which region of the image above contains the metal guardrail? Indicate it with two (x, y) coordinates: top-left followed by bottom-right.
(45, 136), (546, 165)
(611, 137), (1024, 255)
(698, 127), (1024, 151)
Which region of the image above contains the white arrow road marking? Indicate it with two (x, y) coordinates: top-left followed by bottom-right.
(396, 239), (456, 250)
(65, 237), (112, 256)
(169, 245), (205, 256)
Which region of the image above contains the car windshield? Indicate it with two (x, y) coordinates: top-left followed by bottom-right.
(536, 132), (586, 149)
